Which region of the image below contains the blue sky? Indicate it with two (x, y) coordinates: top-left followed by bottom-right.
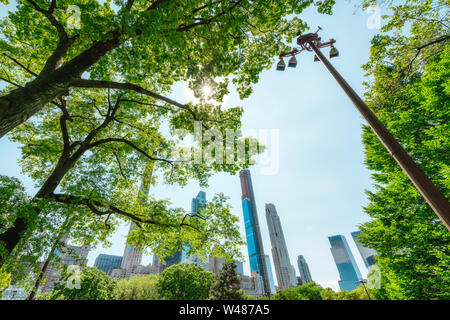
(0, 1), (385, 292)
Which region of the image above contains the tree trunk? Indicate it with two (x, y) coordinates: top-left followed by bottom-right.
(0, 33), (121, 138)
(0, 155), (84, 268)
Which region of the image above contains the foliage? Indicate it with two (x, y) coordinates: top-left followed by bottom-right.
(156, 262), (215, 300)
(116, 274), (159, 300)
(209, 261), (245, 300)
(0, 0), (336, 137)
(49, 266), (117, 300)
(358, 0), (450, 300)
(271, 282), (377, 300)
(271, 282), (323, 300)
(322, 286), (373, 300)
(0, 175), (72, 290)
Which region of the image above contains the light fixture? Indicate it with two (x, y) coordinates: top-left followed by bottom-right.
(314, 55), (319, 62)
(276, 58), (286, 71)
(329, 47), (339, 58)
(288, 56), (297, 68)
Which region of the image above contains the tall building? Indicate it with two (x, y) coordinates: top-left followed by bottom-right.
(121, 154), (156, 270)
(191, 191), (206, 214)
(55, 241), (91, 267)
(208, 256), (225, 274)
(328, 235), (362, 292)
(265, 203), (296, 290)
(39, 238), (91, 293)
(121, 223), (143, 270)
(351, 231), (377, 269)
(239, 170), (271, 296)
(111, 264), (157, 280)
(234, 261), (244, 276)
(297, 255), (313, 284)
(94, 254), (123, 275)
(264, 255), (276, 294)
(153, 251), (182, 273)
(184, 191), (208, 270)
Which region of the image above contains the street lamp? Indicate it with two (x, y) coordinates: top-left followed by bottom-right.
(356, 279), (371, 300)
(277, 27), (450, 231)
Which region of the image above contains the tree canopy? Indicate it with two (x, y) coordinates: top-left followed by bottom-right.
(156, 262), (215, 300)
(358, 0), (450, 300)
(0, 0), (335, 137)
(116, 274), (159, 300)
(48, 266), (118, 300)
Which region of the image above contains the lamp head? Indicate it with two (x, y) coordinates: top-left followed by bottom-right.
(288, 56), (297, 68)
(329, 47), (339, 58)
(276, 58), (286, 71)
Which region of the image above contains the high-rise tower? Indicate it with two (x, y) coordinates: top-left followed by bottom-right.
(239, 169), (271, 296)
(328, 235), (362, 292)
(297, 255), (313, 284)
(265, 203), (296, 290)
(122, 157), (155, 270)
(351, 231), (377, 269)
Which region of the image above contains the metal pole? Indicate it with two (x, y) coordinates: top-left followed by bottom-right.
(360, 281), (371, 300)
(308, 40), (450, 231)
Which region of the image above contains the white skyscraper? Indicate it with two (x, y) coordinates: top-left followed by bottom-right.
(265, 203), (297, 290)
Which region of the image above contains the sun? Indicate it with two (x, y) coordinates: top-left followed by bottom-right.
(183, 77), (229, 107)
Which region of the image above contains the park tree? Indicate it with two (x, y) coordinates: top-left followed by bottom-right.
(0, 86), (249, 270)
(208, 261), (245, 300)
(116, 274), (159, 300)
(357, 0), (450, 299)
(156, 262), (215, 300)
(48, 266), (118, 300)
(271, 282), (323, 300)
(0, 0), (335, 137)
(320, 286), (375, 300)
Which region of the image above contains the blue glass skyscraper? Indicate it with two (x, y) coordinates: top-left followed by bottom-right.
(351, 231), (377, 269)
(264, 255), (276, 294)
(191, 191), (206, 215)
(239, 169), (271, 295)
(328, 235), (362, 292)
(94, 254), (123, 275)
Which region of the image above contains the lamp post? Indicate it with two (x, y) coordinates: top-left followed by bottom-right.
(277, 27), (450, 231)
(356, 279), (372, 300)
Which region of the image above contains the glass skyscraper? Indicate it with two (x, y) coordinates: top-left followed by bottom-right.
(297, 255), (313, 284)
(191, 191), (206, 215)
(351, 231), (377, 269)
(328, 235), (362, 292)
(264, 255), (276, 294)
(239, 169), (271, 296)
(94, 254), (123, 275)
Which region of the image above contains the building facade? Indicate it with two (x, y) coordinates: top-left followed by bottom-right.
(239, 170), (271, 296)
(94, 254), (123, 275)
(121, 224), (143, 270)
(351, 231), (377, 269)
(328, 235), (362, 292)
(265, 203), (296, 290)
(264, 255), (276, 294)
(297, 255), (313, 284)
(110, 264), (157, 280)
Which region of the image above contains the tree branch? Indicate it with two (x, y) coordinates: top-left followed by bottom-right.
(86, 137), (173, 165)
(2, 53), (38, 77)
(70, 79), (208, 128)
